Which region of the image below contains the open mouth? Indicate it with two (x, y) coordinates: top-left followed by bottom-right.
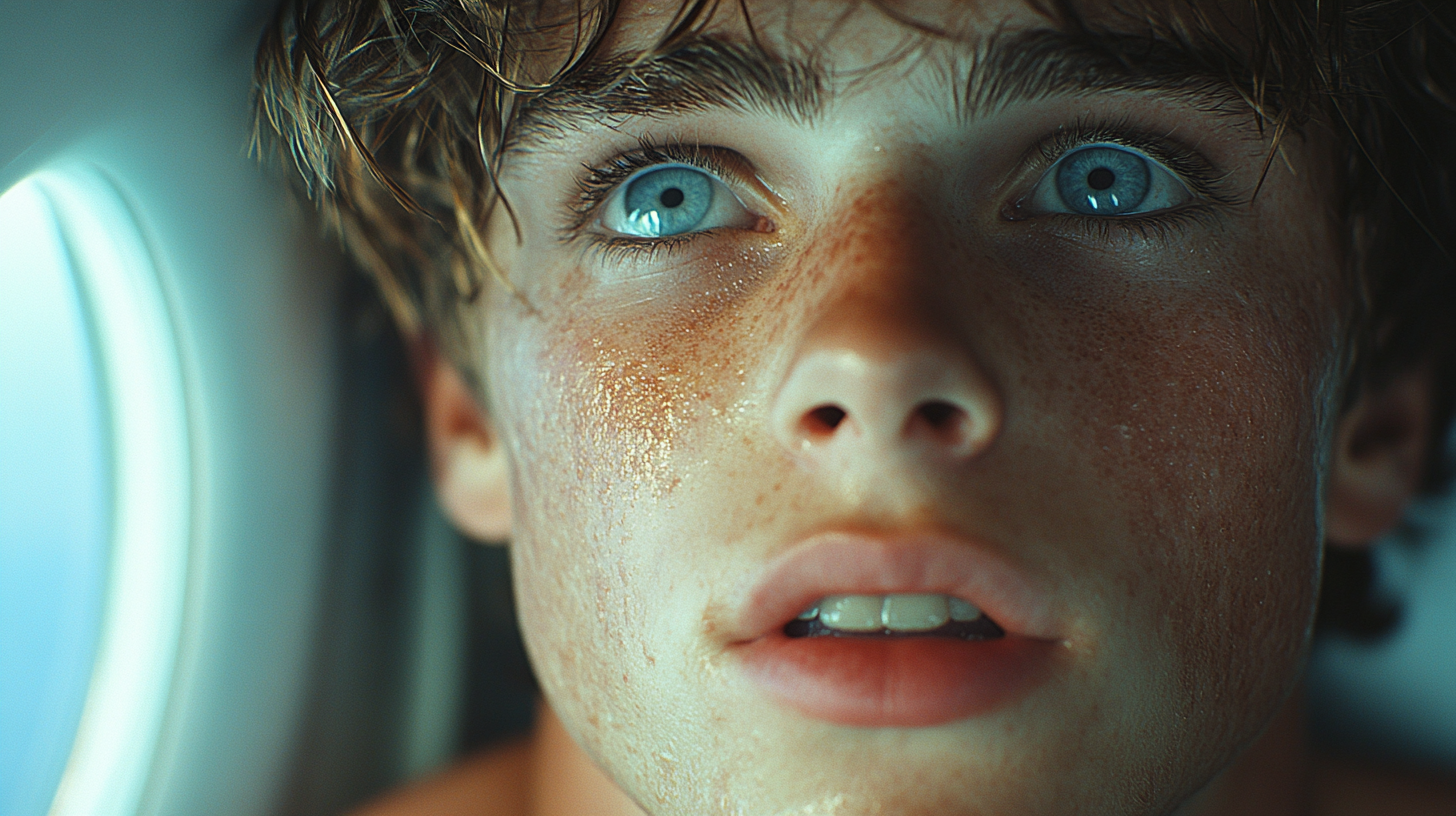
(781, 593), (1006, 640)
(730, 534), (1060, 727)
(745, 590), (1044, 727)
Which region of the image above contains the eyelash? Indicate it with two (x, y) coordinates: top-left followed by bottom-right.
(565, 121), (1237, 254)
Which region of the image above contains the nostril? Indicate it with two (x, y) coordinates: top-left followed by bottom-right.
(911, 399), (970, 449)
(918, 400), (960, 429)
(804, 404), (848, 436)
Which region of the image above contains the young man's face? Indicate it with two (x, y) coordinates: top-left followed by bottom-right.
(463, 1), (1346, 812)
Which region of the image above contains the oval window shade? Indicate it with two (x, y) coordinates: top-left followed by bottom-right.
(5, 164), (192, 816)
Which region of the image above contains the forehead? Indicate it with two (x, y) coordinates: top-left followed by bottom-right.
(506, 0), (1263, 158)
(575, 0), (1251, 68)
(600, 0), (1136, 47)
(608, 0), (1045, 53)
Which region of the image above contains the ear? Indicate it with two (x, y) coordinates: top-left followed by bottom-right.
(1324, 365), (1433, 549)
(413, 339), (512, 544)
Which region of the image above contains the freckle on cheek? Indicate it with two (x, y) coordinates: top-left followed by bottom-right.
(535, 262), (766, 502)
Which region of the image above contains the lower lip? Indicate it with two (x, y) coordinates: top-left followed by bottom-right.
(736, 633), (1060, 728)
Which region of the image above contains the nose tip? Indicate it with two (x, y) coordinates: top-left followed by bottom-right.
(772, 350), (1000, 461)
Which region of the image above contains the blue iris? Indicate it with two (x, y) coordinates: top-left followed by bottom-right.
(1054, 146), (1152, 215)
(621, 165), (715, 237)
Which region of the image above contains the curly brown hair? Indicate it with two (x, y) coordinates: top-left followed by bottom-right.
(252, 0), (1456, 636)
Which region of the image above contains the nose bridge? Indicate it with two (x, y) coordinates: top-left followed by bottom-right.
(826, 176), (940, 299)
(770, 181), (1003, 463)
(802, 178), (958, 349)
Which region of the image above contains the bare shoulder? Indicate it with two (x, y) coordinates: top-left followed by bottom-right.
(349, 737), (534, 816)
(1312, 753), (1456, 816)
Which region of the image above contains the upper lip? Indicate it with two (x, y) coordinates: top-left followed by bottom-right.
(723, 530), (1062, 643)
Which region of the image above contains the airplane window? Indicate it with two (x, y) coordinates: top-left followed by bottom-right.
(0, 166), (191, 816)
(0, 175), (110, 816)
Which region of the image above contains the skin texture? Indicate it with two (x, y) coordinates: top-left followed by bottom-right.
(403, 1), (1446, 814)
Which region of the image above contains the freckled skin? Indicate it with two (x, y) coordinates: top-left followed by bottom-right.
(471, 2), (1348, 813)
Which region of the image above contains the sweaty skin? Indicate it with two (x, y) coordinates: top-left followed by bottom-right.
(362, 1), (1456, 815)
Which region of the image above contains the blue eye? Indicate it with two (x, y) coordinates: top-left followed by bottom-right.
(1030, 143), (1193, 217)
(602, 163), (755, 238)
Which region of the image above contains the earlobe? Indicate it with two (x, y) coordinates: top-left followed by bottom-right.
(414, 340), (513, 544)
(1324, 366), (1433, 549)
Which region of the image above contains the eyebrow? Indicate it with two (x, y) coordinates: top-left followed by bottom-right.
(509, 38), (825, 148)
(508, 26), (1252, 147)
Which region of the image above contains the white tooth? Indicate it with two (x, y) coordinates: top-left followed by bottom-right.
(881, 594), (950, 631)
(948, 597), (981, 622)
(819, 595), (884, 631)
(796, 605), (820, 621)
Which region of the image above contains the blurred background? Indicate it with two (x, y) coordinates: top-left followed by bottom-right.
(0, 1), (1451, 815)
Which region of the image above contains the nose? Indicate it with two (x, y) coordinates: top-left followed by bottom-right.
(770, 296), (1003, 464)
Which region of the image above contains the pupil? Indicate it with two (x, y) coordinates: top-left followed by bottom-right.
(659, 187), (685, 208)
(1087, 167), (1116, 191)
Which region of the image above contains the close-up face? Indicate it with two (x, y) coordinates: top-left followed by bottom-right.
(466, 1), (1348, 813)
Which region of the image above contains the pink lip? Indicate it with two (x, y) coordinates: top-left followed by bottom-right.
(725, 531), (1066, 728)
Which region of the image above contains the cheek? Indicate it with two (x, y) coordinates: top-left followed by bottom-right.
(1002, 222), (1342, 764)
(1101, 299), (1327, 699)
(521, 248), (785, 490)
(481, 249), (785, 701)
